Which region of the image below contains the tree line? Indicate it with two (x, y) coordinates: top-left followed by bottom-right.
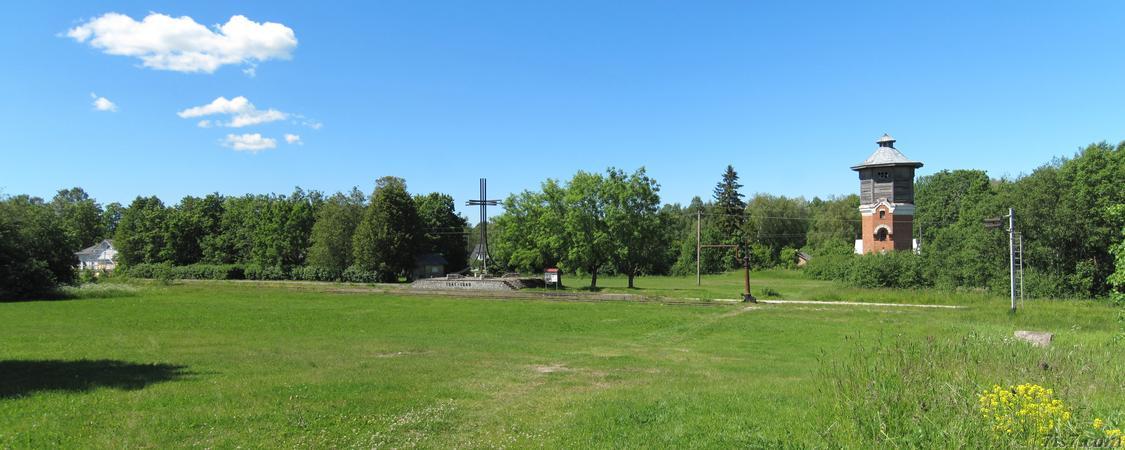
(489, 165), (860, 288)
(805, 141), (1125, 299)
(3, 141), (1123, 300)
(0, 177), (468, 297)
(488, 144), (1125, 299)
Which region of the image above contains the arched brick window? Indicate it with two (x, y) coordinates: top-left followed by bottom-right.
(875, 226), (889, 241)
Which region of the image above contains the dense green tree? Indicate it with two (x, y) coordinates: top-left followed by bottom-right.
(253, 188), (318, 268)
(492, 179), (567, 273)
(114, 196), (168, 266)
(201, 189), (318, 267)
(562, 171), (612, 288)
(353, 177), (421, 281)
(203, 195), (255, 264)
(307, 188), (366, 272)
(910, 144), (1124, 297)
(805, 195), (861, 254)
(51, 187), (105, 249)
(744, 194), (810, 267)
(914, 170), (992, 231)
(415, 192), (470, 271)
(0, 195), (75, 298)
(1108, 204), (1125, 303)
(669, 197), (728, 276)
(604, 168), (665, 288)
(655, 202), (689, 276)
(102, 202), (124, 237)
(1049, 142), (1125, 295)
(162, 194), (224, 265)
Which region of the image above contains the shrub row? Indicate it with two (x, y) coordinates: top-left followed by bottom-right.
(123, 263), (383, 283)
(803, 251), (930, 289)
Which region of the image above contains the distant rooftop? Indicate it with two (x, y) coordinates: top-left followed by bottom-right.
(851, 134), (924, 170)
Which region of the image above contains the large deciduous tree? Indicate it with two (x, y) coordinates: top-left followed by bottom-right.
(744, 194), (810, 267)
(51, 187), (105, 249)
(805, 195), (861, 255)
(0, 195), (75, 298)
(114, 196), (168, 266)
(604, 168), (665, 288)
(163, 194), (224, 265)
(563, 171), (612, 288)
(353, 177), (421, 282)
(307, 188), (366, 272)
(415, 192), (470, 272)
(492, 179), (567, 273)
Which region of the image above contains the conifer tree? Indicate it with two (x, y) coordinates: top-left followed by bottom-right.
(712, 165), (746, 237)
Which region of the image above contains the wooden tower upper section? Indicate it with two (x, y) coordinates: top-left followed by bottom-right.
(851, 134), (924, 206)
(851, 134), (924, 254)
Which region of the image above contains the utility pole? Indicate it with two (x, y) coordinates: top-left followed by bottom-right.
(696, 210), (701, 286)
(1008, 207), (1016, 313)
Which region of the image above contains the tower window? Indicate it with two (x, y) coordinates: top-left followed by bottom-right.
(875, 228), (889, 241)
(879, 210), (886, 219)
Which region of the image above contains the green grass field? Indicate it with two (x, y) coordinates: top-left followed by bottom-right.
(1, 272), (1122, 448)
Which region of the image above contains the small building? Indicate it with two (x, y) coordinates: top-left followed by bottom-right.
(795, 252), (812, 267)
(413, 253), (448, 279)
(76, 239), (117, 271)
(851, 134), (923, 254)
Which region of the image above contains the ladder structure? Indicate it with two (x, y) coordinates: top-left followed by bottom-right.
(1013, 232), (1025, 305)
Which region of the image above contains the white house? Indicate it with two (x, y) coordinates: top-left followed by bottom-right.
(75, 239), (117, 271)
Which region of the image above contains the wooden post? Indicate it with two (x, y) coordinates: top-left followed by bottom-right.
(696, 210), (701, 286)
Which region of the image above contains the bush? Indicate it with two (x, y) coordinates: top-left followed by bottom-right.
(172, 264), (244, 280)
(291, 266), (342, 282)
(125, 263), (171, 279)
(803, 251), (929, 289)
(122, 263), (380, 283)
(342, 265), (381, 283)
(126, 263), (244, 280)
(803, 253), (853, 282)
(245, 264), (287, 281)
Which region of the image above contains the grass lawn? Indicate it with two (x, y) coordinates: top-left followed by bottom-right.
(1, 272), (1121, 448)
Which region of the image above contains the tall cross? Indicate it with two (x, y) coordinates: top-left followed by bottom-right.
(466, 178), (499, 274)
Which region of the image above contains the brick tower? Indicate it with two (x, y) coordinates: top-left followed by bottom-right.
(851, 134), (923, 254)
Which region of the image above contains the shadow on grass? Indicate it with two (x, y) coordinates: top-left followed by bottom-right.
(1, 284), (138, 303)
(0, 359), (190, 399)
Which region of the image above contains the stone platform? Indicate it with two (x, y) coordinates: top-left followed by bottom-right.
(411, 276), (546, 291)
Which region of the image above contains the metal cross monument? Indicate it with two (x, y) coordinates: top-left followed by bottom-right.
(466, 178), (499, 275)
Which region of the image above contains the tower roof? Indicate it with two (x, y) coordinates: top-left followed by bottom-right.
(851, 134), (924, 170)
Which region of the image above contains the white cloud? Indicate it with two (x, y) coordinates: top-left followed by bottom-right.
(66, 13), (297, 74)
(197, 120), (212, 128)
(178, 96), (287, 128)
(284, 133), (301, 145)
(90, 93), (117, 112)
(223, 133), (276, 153)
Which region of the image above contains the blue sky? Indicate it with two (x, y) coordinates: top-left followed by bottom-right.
(2, 1), (1123, 222)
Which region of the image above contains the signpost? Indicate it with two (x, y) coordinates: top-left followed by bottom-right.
(544, 268), (561, 290)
